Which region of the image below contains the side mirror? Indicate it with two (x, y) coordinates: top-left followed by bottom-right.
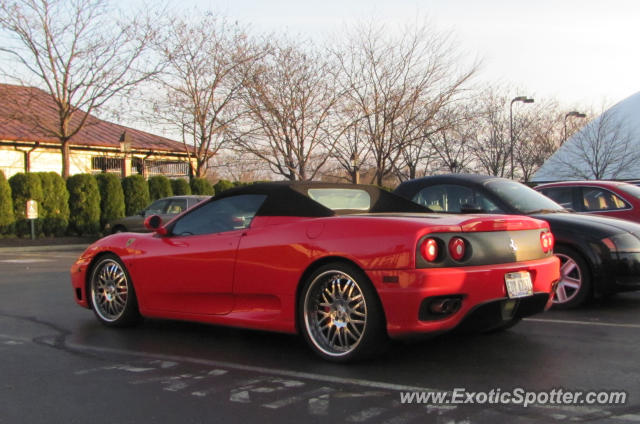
(144, 214), (167, 235)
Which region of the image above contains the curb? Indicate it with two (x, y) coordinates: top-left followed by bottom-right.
(0, 244), (89, 253)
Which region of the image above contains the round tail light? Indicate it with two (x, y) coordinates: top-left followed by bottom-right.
(540, 231), (554, 253)
(421, 238), (439, 262)
(448, 237), (466, 261)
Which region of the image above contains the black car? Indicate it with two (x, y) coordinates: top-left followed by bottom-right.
(394, 174), (640, 309)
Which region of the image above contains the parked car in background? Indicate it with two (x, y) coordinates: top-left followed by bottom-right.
(105, 195), (208, 233)
(535, 181), (640, 223)
(71, 182), (559, 361)
(394, 174), (640, 309)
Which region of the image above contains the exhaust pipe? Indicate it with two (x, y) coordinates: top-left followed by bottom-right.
(429, 297), (462, 315)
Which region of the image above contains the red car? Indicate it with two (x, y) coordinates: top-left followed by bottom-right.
(535, 181), (640, 223)
(71, 182), (559, 361)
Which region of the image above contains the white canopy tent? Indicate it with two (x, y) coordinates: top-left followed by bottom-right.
(532, 92), (640, 182)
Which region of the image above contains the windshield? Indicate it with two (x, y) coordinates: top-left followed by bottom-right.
(485, 179), (565, 213)
(618, 183), (640, 199)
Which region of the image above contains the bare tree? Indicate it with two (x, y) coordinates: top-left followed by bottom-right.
(426, 106), (475, 174)
(466, 89), (511, 177)
(332, 21), (477, 185)
(236, 38), (343, 181)
(393, 105), (456, 182)
(0, 0), (161, 178)
(551, 107), (640, 179)
(394, 135), (437, 182)
(330, 108), (372, 183)
(459, 86), (561, 181)
(514, 102), (561, 182)
(209, 149), (273, 182)
(150, 12), (265, 178)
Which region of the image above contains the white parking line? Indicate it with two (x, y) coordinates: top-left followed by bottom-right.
(66, 342), (441, 393)
(524, 318), (640, 329)
(614, 414), (640, 422)
(0, 258), (54, 263)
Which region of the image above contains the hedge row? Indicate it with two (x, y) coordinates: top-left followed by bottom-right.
(0, 172), (222, 237)
(0, 171), (14, 235)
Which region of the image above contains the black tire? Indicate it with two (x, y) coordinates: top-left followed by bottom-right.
(553, 245), (592, 309)
(89, 254), (141, 327)
(298, 262), (388, 362)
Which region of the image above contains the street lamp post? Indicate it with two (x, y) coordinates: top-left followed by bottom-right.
(563, 111), (587, 144)
(510, 96), (534, 179)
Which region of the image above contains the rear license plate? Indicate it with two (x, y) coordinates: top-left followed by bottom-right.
(505, 271), (533, 298)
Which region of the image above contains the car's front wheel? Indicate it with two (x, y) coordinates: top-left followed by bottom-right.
(553, 245), (592, 309)
(299, 263), (387, 362)
(89, 254), (141, 327)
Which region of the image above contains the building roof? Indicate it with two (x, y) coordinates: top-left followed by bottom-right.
(0, 84), (186, 154)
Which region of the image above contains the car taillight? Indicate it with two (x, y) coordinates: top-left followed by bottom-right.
(448, 237), (466, 261)
(421, 238), (439, 262)
(540, 231), (554, 253)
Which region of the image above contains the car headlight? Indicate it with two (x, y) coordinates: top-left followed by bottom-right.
(601, 233), (640, 253)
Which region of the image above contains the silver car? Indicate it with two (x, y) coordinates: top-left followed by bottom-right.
(105, 195), (209, 233)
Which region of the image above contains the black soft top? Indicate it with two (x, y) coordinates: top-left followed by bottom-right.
(214, 181), (430, 217)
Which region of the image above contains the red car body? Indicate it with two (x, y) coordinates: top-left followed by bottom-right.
(536, 181), (640, 223)
(71, 182), (559, 361)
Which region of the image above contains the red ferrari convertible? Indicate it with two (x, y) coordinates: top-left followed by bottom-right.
(71, 182), (559, 361)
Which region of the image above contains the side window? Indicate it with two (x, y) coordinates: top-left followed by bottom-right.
(413, 185), (447, 211)
(188, 197), (207, 208)
(165, 198), (187, 214)
(582, 188), (629, 211)
(475, 192), (503, 213)
(541, 187), (574, 209)
(145, 199), (169, 216)
(412, 184), (502, 213)
(171, 194), (266, 236)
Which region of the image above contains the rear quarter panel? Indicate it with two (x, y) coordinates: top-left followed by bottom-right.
(233, 216), (427, 297)
(231, 215), (427, 332)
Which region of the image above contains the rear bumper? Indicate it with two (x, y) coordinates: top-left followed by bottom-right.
(454, 294), (550, 332)
(369, 256), (559, 338)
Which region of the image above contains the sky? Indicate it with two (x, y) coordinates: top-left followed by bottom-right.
(161, 0), (640, 109)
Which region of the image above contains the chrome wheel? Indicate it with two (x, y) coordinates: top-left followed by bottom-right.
(91, 258), (130, 323)
(303, 270), (367, 358)
(554, 253), (582, 305)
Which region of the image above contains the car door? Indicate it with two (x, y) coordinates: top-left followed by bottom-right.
(131, 194), (266, 316)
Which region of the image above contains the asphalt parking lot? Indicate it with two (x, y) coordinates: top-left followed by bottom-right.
(1, 247), (640, 423)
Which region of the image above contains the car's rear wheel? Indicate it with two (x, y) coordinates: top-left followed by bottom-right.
(89, 254), (141, 327)
(553, 245), (592, 309)
(299, 263), (387, 362)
